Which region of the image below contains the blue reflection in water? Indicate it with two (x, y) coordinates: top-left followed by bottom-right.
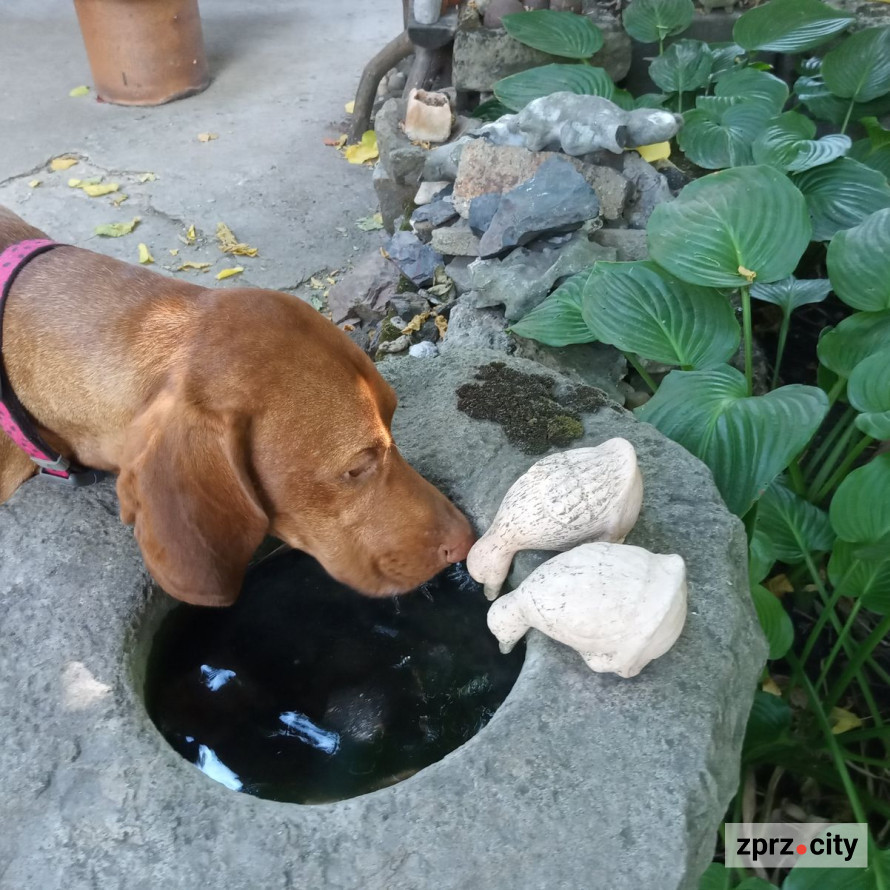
(275, 711), (341, 755)
(196, 745), (243, 791)
(200, 665), (236, 692)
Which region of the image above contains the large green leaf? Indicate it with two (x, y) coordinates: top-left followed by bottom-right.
(579, 261), (739, 368)
(847, 348), (890, 438)
(622, 0), (694, 45)
(508, 272), (596, 347)
(635, 365), (829, 515)
(647, 166), (812, 288)
(751, 583), (795, 660)
(502, 10), (603, 60)
(823, 27), (890, 103)
(709, 42), (748, 81)
(826, 207), (890, 311)
(750, 276), (831, 315)
(756, 479), (835, 563)
(829, 538), (890, 612)
(752, 111), (851, 172)
(494, 64), (615, 110)
(850, 138), (890, 181)
(714, 67), (790, 115)
(744, 690), (791, 756)
(794, 71), (890, 127)
(830, 452), (890, 543)
(677, 103), (772, 169)
(817, 309), (890, 377)
(649, 39), (713, 94)
(792, 157), (890, 241)
(749, 528), (777, 583)
(733, 0), (853, 53)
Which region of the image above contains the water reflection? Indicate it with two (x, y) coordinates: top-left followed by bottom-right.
(146, 549), (524, 804)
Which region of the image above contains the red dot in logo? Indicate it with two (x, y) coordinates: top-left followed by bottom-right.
(797, 844), (807, 855)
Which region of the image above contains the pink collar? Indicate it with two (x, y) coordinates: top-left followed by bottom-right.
(0, 239), (103, 486)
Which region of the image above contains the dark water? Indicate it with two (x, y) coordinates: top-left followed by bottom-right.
(145, 549), (524, 804)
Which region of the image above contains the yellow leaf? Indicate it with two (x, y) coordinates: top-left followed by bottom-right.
(345, 100), (355, 114)
(435, 314), (448, 339)
(177, 261), (211, 271)
(766, 573), (794, 596)
(344, 131), (379, 165)
(739, 265), (757, 283)
(94, 217), (140, 237)
(69, 85), (90, 97)
(137, 243), (154, 265)
(761, 676), (782, 697)
(402, 311), (430, 334)
(50, 157), (79, 172)
(636, 141), (671, 162)
(139, 172), (157, 183)
(216, 266), (244, 280)
(186, 224), (197, 244)
(68, 178), (82, 188)
(82, 183), (120, 197)
(197, 132), (218, 142)
(111, 193), (129, 206)
(326, 276), (337, 285)
(169, 248), (180, 256)
(830, 707), (863, 735)
(309, 276), (325, 289)
(216, 222), (258, 256)
(28, 180), (41, 188)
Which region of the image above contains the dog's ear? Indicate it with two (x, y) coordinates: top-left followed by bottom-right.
(117, 392), (268, 606)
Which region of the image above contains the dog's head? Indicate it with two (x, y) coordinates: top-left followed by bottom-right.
(117, 288), (474, 606)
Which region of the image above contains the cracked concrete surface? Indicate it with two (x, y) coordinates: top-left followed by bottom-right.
(1, 0), (401, 293)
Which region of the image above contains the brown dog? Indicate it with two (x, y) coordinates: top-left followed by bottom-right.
(0, 206), (474, 605)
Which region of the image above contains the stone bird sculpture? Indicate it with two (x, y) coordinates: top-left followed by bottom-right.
(486, 542), (688, 677)
(467, 438), (643, 600)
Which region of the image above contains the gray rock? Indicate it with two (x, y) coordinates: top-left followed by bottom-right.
(422, 135), (473, 182)
(584, 7), (633, 82)
(478, 93), (683, 155)
(593, 227), (650, 261)
(478, 158), (601, 258)
(374, 98), (427, 187)
(388, 70), (407, 94)
(373, 165), (417, 234)
(470, 228), (616, 320)
(408, 8), (460, 49)
(411, 199), (459, 242)
(577, 163), (629, 221)
(452, 17), (563, 92)
(483, 0), (525, 27)
(468, 191), (502, 235)
(439, 299), (514, 352)
(327, 251), (402, 324)
(443, 255), (476, 294)
(621, 152), (673, 229)
(430, 219), (481, 257)
(413, 180), (451, 205)
(409, 340), (440, 358)
(0, 348), (763, 890)
(386, 231), (444, 286)
(377, 333), (412, 355)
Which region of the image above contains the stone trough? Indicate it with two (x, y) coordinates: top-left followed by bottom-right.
(0, 348), (765, 890)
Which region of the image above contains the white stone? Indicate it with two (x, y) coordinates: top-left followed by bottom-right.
(467, 438), (643, 599)
(414, 180), (451, 205)
(409, 341), (439, 358)
(487, 542), (688, 678)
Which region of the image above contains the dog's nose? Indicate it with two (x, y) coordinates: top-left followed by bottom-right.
(439, 526), (475, 565)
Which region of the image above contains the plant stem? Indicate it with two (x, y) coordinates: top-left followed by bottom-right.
(787, 458), (806, 496)
(806, 419), (858, 500)
(816, 599), (864, 691)
(804, 405), (855, 480)
(825, 613), (890, 713)
(840, 97), (856, 136)
(771, 309), (791, 389)
(624, 352), (658, 393)
(741, 284), (754, 396)
(813, 434), (874, 504)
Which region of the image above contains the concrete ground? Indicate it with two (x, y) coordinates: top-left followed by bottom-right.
(1, 0), (401, 297)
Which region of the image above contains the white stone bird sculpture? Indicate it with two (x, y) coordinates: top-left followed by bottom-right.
(486, 542), (688, 678)
(467, 438), (644, 600)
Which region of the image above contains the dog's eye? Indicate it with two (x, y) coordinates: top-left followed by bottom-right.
(343, 449), (379, 481)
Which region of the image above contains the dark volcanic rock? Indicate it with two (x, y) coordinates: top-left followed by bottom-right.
(478, 158), (601, 258)
(468, 192), (502, 235)
(386, 231), (444, 286)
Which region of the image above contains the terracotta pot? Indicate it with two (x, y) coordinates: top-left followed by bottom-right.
(73, 0), (210, 106)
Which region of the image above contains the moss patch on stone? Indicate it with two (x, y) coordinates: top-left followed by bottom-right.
(455, 362), (611, 454)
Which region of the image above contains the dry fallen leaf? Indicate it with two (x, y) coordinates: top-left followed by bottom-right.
(216, 266), (244, 281)
(50, 157), (79, 172)
(739, 265), (757, 283)
(356, 213), (384, 231)
(309, 276), (325, 290)
(761, 676), (782, 697)
(94, 217), (140, 237)
(138, 243), (154, 265)
(197, 132), (219, 142)
(636, 142), (670, 163)
(830, 707), (863, 735)
(344, 131), (379, 165)
(402, 311), (430, 334)
(139, 172), (157, 183)
(216, 222), (258, 257)
(169, 248), (180, 256)
(766, 574), (793, 596)
(435, 314), (448, 339)
(28, 180), (41, 188)
(324, 135), (348, 148)
(83, 183), (120, 197)
(111, 193), (129, 206)
(177, 261), (211, 271)
(345, 100), (355, 114)
(69, 85), (90, 97)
